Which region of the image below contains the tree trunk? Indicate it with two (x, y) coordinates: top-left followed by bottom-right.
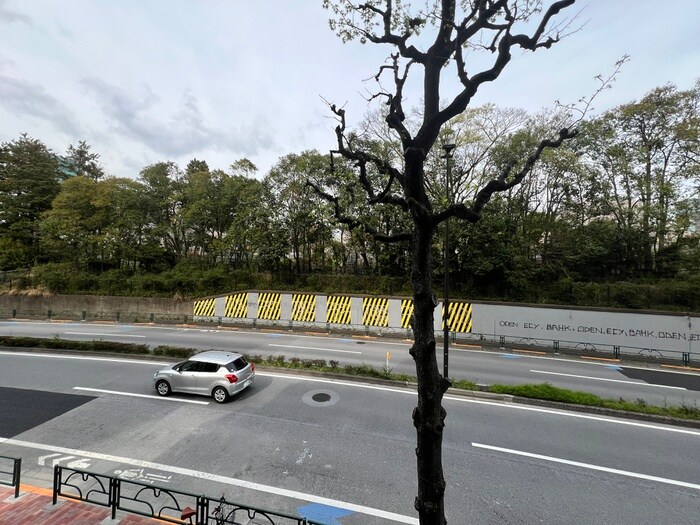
(409, 221), (450, 525)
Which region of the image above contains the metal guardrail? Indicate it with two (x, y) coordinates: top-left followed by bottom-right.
(53, 466), (326, 525)
(0, 455), (21, 498)
(458, 331), (696, 365)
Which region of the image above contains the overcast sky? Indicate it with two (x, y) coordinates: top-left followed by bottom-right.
(1, 1), (699, 179)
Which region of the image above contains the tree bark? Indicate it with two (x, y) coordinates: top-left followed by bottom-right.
(409, 220), (450, 524)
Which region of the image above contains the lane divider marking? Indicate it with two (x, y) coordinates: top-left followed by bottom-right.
(268, 344), (362, 355)
(472, 442), (700, 491)
(73, 387), (210, 405)
(65, 332), (146, 338)
(529, 370), (687, 390)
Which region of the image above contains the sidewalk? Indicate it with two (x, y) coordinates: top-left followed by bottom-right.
(0, 484), (162, 524)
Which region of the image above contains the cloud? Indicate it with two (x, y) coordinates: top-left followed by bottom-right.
(0, 74), (82, 136)
(0, 0), (31, 25)
(81, 76), (274, 159)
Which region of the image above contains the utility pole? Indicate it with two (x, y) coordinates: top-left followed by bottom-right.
(441, 141), (455, 380)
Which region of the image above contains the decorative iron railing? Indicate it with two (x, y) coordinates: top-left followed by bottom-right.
(0, 455), (21, 498)
(53, 465), (327, 525)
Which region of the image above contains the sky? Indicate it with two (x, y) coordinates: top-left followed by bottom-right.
(1, 1), (699, 180)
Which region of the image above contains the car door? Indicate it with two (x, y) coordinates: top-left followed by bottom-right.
(171, 360), (201, 393)
(195, 362), (220, 395)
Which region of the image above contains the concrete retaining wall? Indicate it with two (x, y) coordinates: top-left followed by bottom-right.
(0, 294), (192, 319)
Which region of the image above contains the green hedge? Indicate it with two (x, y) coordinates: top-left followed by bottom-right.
(16, 263), (700, 313)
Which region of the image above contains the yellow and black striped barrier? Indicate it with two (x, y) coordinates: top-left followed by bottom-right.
(258, 292), (281, 320)
(292, 294), (316, 322)
(225, 293), (248, 318)
(400, 299), (414, 328)
(193, 298), (216, 317)
(363, 297), (388, 327)
(400, 299), (472, 333)
(443, 301), (472, 333)
(326, 295), (351, 324)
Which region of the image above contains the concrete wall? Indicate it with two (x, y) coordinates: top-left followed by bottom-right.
(195, 291), (699, 361)
(0, 294), (192, 317)
(473, 303), (699, 355)
(3, 291), (697, 362)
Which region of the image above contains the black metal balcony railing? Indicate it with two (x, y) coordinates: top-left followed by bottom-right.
(53, 465), (327, 525)
(0, 455), (21, 498)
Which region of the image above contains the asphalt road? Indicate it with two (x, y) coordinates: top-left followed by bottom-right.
(1, 319), (700, 407)
(1, 351), (699, 524)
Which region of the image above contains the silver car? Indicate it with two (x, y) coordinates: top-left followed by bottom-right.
(153, 351), (255, 403)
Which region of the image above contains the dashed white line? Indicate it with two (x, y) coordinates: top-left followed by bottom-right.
(0, 351), (164, 365)
(472, 442), (700, 491)
(65, 331), (146, 338)
(73, 387), (209, 405)
(530, 369), (687, 390)
(269, 343), (362, 354)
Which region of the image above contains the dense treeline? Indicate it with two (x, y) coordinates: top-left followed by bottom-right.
(1, 82), (699, 310)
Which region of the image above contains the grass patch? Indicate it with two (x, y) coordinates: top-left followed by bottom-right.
(0, 336), (151, 354)
(488, 382), (700, 420)
(244, 353), (414, 382)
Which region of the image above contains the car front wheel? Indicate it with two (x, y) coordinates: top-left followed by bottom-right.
(212, 386), (229, 404)
(156, 380), (171, 397)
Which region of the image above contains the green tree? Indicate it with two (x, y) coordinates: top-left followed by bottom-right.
(64, 141), (105, 180)
(0, 134), (62, 268)
(139, 162), (187, 262)
(40, 176), (103, 267)
(99, 177), (155, 270)
(606, 83), (700, 272)
(266, 151), (334, 274)
(314, 2), (580, 523)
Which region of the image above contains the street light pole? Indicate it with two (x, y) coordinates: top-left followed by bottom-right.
(442, 142), (455, 380)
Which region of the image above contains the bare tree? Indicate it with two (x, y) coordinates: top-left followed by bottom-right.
(312, 2), (580, 523)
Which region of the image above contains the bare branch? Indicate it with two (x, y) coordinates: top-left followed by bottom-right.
(326, 101), (408, 210)
(437, 0), (576, 130)
(306, 179), (411, 243)
(432, 127), (578, 225)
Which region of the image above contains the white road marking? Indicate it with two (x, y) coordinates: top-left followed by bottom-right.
(472, 443), (700, 491)
(260, 372), (700, 436)
(0, 351), (165, 365)
(0, 437), (418, 524)
(530, 369), (687, 390)
(1, 351), (697, 435)
(269, 343), (362, 354)
(65, 331), (146, 338)
(73, 387), (210, 405)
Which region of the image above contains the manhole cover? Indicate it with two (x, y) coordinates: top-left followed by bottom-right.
(303, 389), (339, 407)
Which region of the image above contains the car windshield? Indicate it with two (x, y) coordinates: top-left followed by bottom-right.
(226, 357), (248, 372)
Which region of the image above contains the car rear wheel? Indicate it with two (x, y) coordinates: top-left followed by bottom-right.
(212, 386), (229, 404)
(156, 380), (171, 397)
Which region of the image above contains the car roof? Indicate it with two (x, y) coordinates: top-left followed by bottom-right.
(189, 350), (243, 365)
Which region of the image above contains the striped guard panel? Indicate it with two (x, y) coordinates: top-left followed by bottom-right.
(292, 294), (316, 322)
(225, 293), (248, 318)
(193, 298), (216, 317)
(258, 292), (281, 320)
(400, 299), (414, 328)
(326, 296), (351, 324)
(442, 301), (472, 333)
(362, 297), (388, 327)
